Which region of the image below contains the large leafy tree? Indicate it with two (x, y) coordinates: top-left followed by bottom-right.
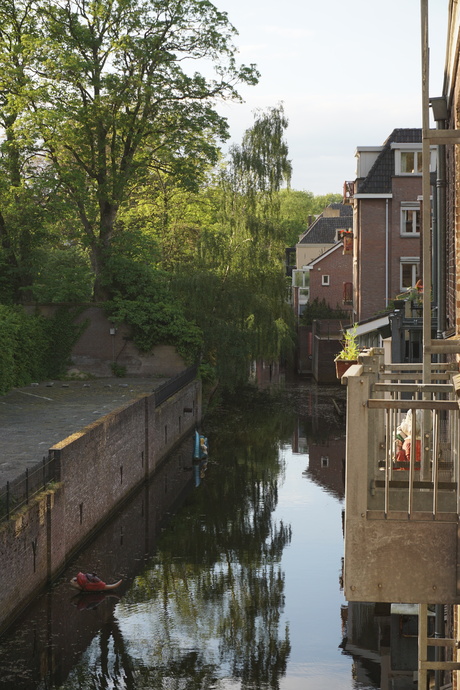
(26, 0), (259, 299)
(279, 189), (342, 246)
(0, 0), (51, 301)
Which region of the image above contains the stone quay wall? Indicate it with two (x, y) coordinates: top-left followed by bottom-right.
(0, 378), (201, 634)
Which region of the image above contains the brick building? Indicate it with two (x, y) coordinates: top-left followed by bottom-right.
(292, 203), (352, 316)
(349, 128), (436, 322)
(295, 202), (353, 269)
(306, 242), (353, 317)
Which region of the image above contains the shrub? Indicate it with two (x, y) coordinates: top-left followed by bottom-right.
(0, 305), (86, 393)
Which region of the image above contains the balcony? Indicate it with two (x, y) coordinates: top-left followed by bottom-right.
(343, 180), (354, 203)
(343, 349), (460, 605)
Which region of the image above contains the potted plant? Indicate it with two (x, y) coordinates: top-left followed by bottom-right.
(334, 324), (360, 378)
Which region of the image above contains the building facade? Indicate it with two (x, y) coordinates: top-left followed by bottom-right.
(306, 242), (353, 317)
(292, 203), (353, 317)
(349, 129), (436, 322)
(341, 5), (460, 688)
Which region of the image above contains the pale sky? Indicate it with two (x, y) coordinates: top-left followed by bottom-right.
(213, 0), (448, 195)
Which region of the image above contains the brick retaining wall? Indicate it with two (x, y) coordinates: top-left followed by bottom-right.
(0, 435), (196, 684)
(0, 379), (201, 634)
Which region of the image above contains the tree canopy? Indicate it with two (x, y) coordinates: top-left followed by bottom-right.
(0, 0), (259, 299)
(0, 0), (344, 390)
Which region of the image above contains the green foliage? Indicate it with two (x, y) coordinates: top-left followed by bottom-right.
(0, 305), (48, 392)
(108, 297), (203, 364)
(313, 193), (344, 212)
(164, 106), (296, 389)
(299, 298), (348, 326)
(40, 306), (88, 379)
(173, 267), (295, 391)
(0, 304), (85, 393)
(23, 0), (259, 298)
(336, 324), (360, 361)
(110, 362), (127, 378)
(198, 362), (218, 386)
(28, 248), (93, 303)
(104, 264), (203, 364)
(278, 190), (342, 246)
(0, 0), (344, 387)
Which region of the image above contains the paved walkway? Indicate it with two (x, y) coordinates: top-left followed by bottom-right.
(0, 376), (168, 485)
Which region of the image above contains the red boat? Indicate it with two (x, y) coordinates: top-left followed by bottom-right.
(70, 572), (122, 592)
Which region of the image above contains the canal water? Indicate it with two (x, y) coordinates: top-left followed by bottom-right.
(0, 381), (383, 689)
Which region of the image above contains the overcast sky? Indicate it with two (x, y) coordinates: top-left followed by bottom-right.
(213, 0), (448, 195)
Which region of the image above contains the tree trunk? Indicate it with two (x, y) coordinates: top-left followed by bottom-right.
(91, 200), (119, 301)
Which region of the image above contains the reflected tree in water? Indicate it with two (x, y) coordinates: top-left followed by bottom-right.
(55, 390), (338, 689)
(115, 390), (293, 688)
(0, 386), (350, 690)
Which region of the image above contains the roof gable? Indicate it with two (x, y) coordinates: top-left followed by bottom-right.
(357, 128), (422, 194)
(307, 241), (345, 267)
(298, 203), (352, 245)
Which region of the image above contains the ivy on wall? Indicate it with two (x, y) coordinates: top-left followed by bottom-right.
(0, 305), (87, 393)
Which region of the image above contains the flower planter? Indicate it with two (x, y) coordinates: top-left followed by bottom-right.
(334, 358), (357, 379)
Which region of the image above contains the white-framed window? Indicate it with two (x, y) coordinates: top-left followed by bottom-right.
(321, 455), (329, 468)
(400, 258), (420, 290)
(401, 151), (422, 174)
(322, 274), (330, 286)
(401, 203), (421, 236)
(393, 143), (437, 175)
(292, 269), (309, 289)
(292, 269), (310, 307)
(394, 148), (423, 175)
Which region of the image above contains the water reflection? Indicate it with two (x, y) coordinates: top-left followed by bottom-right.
(114, 387), (294, 688)
(0, 382), (386, 690)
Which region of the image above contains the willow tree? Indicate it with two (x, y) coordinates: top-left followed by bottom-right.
(172, 105), (295, 388)
(26, 0), (258, 299)
(220, 104), (292, 272)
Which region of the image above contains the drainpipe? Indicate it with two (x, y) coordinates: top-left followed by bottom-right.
(430, 96), (448, 347)
(431, 173), (438, 314)
(385, 198), (389, 307)
(434, 603), (445, 690)
(437, 141), (447, 339)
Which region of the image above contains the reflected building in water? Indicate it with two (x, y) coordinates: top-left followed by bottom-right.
(303, 433), (346, 502)
(294, 413), (427, 689)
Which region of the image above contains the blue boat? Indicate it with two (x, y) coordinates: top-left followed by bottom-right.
(193, 430), (208, 487)
(193, 430), (208, 460)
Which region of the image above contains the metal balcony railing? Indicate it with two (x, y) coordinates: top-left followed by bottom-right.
(370, 373), (459, 520)
(342, 349), (460, 605)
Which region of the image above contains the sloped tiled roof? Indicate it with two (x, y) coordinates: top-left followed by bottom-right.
(298, 203), (352, 245)
(357, 128), (422, 194)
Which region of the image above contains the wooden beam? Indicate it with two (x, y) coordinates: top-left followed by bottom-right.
(367, 399), (458, 410)
(424, 128), (460, 145)
(427, 638), (460, 648)
(373, 383), (452, 393)
(420, 661), (460, 671)
(425, 340), (460, 354)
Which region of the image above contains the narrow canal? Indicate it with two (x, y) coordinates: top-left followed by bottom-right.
(0, 380), (384, 689)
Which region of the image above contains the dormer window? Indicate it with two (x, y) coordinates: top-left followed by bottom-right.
(400, 151), (422, 174)
(392, 143), (436, 176)
(392, 142), (439, 177)
(393, 143), (424, 175)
